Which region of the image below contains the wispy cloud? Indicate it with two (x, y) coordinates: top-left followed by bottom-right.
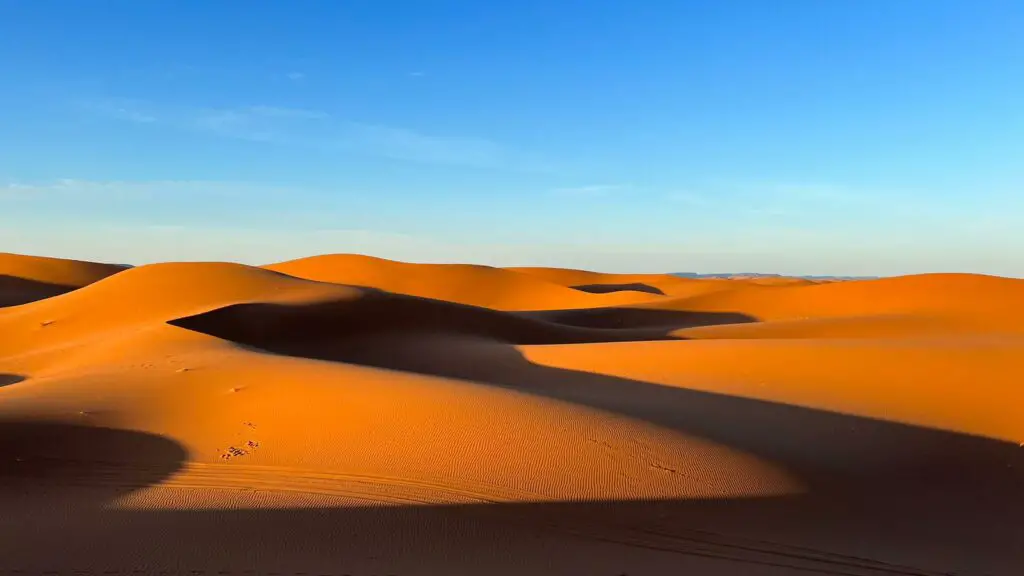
(1, 178), (357, 234)
(664, 180), (947, 225)
(339, 123), (510, 167)
(193, 109), (275, 142)
(80, 99), (158, 124)
(190, 105), (328, 142)
(551, 184), (628, 197)
(665, 191), (710, 206)
(763, 182), (861, 202)
(749, 181), (925, 218)
(286, 71), (305, 81)
(1, 178), (291, 200)
(83, 97), (542, 170)
(244, 105), (327, 120)
(669, 190), (795, 217)
(409, 71), (426, 78)
(116, 108), (157, 124)
(663, 184), (843, 220)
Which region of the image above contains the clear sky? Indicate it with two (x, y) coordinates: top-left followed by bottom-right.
(2, 1), (1022, 275)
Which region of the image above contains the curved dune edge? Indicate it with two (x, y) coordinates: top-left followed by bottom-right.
(263, 253), (668, 309)
(0, 252), (128, 307)
(1, 253), (1022, 574)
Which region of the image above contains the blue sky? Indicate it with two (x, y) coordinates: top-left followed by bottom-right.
(1, 0), (1022, 275)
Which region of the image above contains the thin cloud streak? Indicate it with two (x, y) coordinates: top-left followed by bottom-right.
(551, 184), (628, 196)
(189, 105), (327, 142)
(339, 123), (508, 167)
(83, 98), (542, 170)
(665, 181), (919, 220)
(79, 99), (159, 124)
(0, 178), (305, 202)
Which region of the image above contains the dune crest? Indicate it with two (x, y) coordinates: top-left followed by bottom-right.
(1, 253), (1021, 575)
(0, 252), (128, 307)
(265, 253), (666, 309)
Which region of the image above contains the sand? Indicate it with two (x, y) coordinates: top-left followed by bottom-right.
(0, 253), (1021, 575)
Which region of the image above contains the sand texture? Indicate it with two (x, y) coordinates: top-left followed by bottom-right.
(1, 252), (1021, 575)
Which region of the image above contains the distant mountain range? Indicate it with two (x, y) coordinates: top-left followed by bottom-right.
(672, 272), (879, 281)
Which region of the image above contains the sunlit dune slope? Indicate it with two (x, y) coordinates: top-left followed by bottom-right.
(507, 265), (743, 297)
(0, 253), (1021, 575)
(0, 261), (356, 361)
(639, 272), (1024, 332)
(265, 253), (664, 309)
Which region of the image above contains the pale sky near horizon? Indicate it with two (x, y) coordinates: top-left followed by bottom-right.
(2, 1), (1022, 276)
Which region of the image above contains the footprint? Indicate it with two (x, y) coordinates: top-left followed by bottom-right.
(220, 440), (260, 460)
(220, 446), (248, 460)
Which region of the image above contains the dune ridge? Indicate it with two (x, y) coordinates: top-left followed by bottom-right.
(1, 252), (1021, 575)
(265, 253), (667, 310)
(0, 252), (128, 307)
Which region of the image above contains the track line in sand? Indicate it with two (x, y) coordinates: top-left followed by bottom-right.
(579, 526), (956, 576)
(9, 459), (552, 506)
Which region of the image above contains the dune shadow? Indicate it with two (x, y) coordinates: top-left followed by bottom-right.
(0, 275), (78, 307)
(0, 374), (24, 388)
(6, 493), (1017, 575)
(571, 282), (666, 295)
(526, 306), (755, 330)
(157, 298), (1024, 574)
(0, 420), (190, 571)
(169, 290), (755, 346)
(0, 419), (187, 489)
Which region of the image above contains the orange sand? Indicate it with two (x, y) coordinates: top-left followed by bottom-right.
(1, 253), (1021, 575)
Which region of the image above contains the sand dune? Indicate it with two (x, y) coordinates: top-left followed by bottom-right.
(265, 253), (664, 309)
(1, 253), (1021, 575)
(0, 252), (127, 307)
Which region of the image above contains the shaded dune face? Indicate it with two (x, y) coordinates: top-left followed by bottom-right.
(571, 282), (667, 295)
(0, 275), (77, 308)
(168, 289), (756, 347)
(0, 420), (187, 508)
(1, 253), (1023, 574)
(527, 306), (756, 330)
(0, 253), (128, 307)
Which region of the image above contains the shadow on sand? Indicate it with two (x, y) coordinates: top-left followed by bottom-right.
(168, 290), (757, 346)
(0, 374), (24, 388)
(0, 275), (79, 307)
(1, 295), (1020, 574)
(524, 305), (754, 330)
(570, 282), (667, 296)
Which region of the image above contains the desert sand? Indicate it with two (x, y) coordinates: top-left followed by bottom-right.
(0, 251), (1021, 575)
